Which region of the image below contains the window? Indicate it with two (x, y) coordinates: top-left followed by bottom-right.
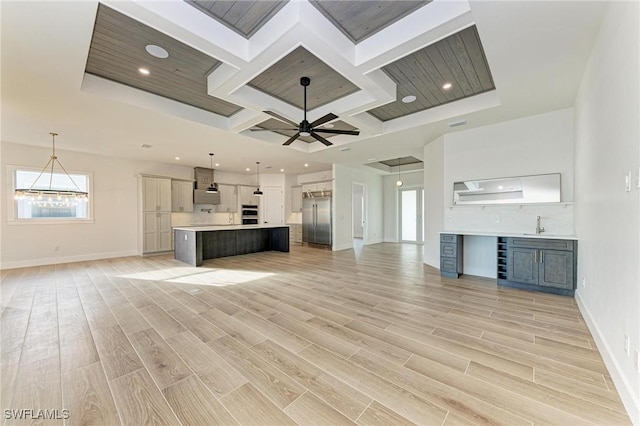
(9, 166), (93, 223)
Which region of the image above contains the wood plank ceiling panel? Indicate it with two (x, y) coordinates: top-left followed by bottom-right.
(185, 1), (289, 39)
(255, 118), (357, 144)
(248, 46), (359, 110)
(309, 1), (431, 43)
(367, 25), (495, 122)
(379, 156), (422, 167)
(85, 4), (242, 117)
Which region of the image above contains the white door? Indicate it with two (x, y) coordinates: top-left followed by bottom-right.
(399, 187), (424, 244)
(263, 186), (283, 225)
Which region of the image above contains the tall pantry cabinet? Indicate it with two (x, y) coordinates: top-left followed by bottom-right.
(140, 176), (173, 254)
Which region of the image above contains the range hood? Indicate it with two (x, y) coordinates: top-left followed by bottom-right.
(194, 167), (221, 205)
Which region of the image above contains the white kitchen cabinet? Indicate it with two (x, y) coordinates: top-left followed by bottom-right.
(291, 186), (302, 212)
(140, 176), (172, 254)
(239, 185), (260, 206)
(171, 180), (194, 212)
(301, 181), (332, 193)
(143, 212), (172, 253)
(216, 184), (237, 213)
(143, 177), (171, 211)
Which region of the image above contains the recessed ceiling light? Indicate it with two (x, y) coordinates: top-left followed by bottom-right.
(339, 147), (351, 152)
(215, 163), (220, 167)
(401, 95), (416, 103)
(138, 67), (150, 75)
(367, 157), (377, 161)
(324, 123), (335, 128)
(174, 157), (180, 160)
(141, 144), (152, 149)
(442, 82), (453, 90)
(145, 44), (169, 59)
(304, 163), (309, 167)
(245, 168), (251, 172)
(280, 168), (284, 172)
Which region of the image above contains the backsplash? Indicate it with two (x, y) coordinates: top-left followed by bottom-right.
(172, 210), (241, 226)
(444, 203), (574, 235)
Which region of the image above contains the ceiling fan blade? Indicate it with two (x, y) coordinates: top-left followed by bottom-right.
(310, 132), (333, 147)
(309, 113), (338, 128)
(313, 129), (360, 136)
(263, 111), (298, 127)
(250, 128), (298, 132)
(283, 133), (301, 146)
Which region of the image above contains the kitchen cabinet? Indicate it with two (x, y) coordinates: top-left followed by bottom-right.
(216, 184), (237, 213)
(506, 237), (576, 295)
(291, 186), (302, 213)
(140, 176), (172, 254)
(239, 185), (260, 206)
(301, 181), (332, 193)
(143, 176), (171, 212)
(171, 180), (194, 212)
(440, 234), (463, 278)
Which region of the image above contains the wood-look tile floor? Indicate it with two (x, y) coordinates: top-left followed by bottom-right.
(0, 243), (631, 425)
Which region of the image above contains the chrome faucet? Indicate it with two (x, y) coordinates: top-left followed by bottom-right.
(536, 216), (545, 234)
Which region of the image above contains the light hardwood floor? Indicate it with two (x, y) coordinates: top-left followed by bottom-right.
(0, 243), (631, 425)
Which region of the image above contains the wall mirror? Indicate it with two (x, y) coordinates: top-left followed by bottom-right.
(453, 173), (561, 205)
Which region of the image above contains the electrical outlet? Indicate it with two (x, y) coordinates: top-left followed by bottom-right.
(624, 334), (630, 356)
(582, 277), (586, 288)
(184, 234), (188, 240)
(625, 172), (631, 192)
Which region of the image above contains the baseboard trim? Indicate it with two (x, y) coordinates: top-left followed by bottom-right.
(576, 292), (640, 424)
(332, 242), (353, 251)
(0, 250), (139, 270)
(364, 238), (383, 246)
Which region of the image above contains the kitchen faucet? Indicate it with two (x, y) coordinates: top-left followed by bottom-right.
(536, 216), (545, 234)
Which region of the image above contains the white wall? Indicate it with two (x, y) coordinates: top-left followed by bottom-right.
(352, 183), (364, 238)
(383, 170), (424, 242)
(333, 165), (383, 250)
(573, 1), (640, 422)
(423, 109), (576, 274)
(423, 136), (445, 267)
(1, 141), (193, 268)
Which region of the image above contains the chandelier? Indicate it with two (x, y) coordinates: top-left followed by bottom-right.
(14, 132), (88, 207)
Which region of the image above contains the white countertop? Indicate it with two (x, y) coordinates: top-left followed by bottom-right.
(440, 231), (578, 240)
(173, 224), (289, 231)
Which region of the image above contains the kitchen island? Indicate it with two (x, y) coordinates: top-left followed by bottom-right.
(174, 225), (289, 266)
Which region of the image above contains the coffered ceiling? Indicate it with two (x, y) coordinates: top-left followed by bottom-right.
(82, 0), (499, 154)
(1, 0), (608, 174)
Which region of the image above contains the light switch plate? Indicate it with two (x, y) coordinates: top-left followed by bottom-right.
(625, 172), (631, 192)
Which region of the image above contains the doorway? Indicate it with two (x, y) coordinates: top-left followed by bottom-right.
(399, 187), (424, 244)
(352, 183), (366, 249)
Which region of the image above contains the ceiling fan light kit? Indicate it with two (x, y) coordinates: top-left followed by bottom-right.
(251, 77), (360, 146)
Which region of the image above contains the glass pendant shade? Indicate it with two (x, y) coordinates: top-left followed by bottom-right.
(395, 158), (403, 187)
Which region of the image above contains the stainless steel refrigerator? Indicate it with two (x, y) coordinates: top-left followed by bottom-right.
(302, 193), (331, 246)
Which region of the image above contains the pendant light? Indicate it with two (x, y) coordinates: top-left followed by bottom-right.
(395, 157), (404, 187)
(206, 153), (218, 193)
(253, 161), (263, 196)
(14, 132), (88, 206)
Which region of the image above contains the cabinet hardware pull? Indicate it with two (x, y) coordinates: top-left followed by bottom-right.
(534, 250), (537, 263)
(540, 250), (544, 263)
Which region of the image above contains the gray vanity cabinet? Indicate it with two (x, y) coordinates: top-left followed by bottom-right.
(440, 234), (463, 278)
(506, 238), (577, 295)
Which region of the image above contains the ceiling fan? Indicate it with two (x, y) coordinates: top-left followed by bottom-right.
(251, 76), (360, 146)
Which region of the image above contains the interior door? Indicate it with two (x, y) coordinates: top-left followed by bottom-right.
(263, 186), (283, 225)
